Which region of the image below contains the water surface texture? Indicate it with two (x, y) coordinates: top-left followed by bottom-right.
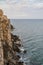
(11, 19), (43, 65)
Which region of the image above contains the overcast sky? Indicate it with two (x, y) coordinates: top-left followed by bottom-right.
(0, 0), (43, 19)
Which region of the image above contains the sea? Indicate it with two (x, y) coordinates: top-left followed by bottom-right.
(10, 19), (43, 65)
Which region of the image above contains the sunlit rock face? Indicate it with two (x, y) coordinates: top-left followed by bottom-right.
(0, 10), (12, 47)
(0, 9), (3, 17)
(0, 9), (12, 65)
(0, 9), (26, 65)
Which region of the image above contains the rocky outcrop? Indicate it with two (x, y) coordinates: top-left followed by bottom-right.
(0, 9), (26, 65)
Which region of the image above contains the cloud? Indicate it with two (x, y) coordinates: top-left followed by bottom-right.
(5, 0), (43, 9)
(1, 0), (43, 8)
(0, 0), (43, 19)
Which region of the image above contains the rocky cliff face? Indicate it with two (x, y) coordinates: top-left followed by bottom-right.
(0, 9), (26, 65)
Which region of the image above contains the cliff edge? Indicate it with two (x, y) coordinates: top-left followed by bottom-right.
(0, 9), (26, 65)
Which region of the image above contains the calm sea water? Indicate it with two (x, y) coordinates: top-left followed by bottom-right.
(11, 19), (43, 65)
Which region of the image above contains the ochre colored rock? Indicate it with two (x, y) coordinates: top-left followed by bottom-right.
(0, 9), (25, 65)
(0, 9), (3, 16)
(0, 9), (12, 65)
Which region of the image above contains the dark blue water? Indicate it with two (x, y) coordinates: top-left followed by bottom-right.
(11, 19), (43, 65)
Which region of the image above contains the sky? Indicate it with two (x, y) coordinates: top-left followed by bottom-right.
(0, 0), (43, 19)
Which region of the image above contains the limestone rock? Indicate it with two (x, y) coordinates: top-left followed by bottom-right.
(0, 9), (3, 17)
(0, 9), (26, 65)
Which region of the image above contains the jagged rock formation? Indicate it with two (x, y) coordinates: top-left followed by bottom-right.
(0, 9), (26, 65)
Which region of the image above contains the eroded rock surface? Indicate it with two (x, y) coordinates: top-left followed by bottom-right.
(0, 9), (26, 65)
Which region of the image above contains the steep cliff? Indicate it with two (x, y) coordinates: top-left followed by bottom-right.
(0, 9), (26, 65)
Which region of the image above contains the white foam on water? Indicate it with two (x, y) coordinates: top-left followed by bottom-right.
(19, 57), (23, 61)
(19, 47), (25, 52)
(23, 62), (26, 65)
(23, 57), (29, 61)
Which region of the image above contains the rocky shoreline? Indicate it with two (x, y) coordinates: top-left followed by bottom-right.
(0, 9), (26, 65)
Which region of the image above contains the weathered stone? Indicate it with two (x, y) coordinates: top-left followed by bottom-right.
(0, 9), (12, 65)
(0, 9), (3, 16)
(11, 24), (15, 31)
(0, 9), (25, 65)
